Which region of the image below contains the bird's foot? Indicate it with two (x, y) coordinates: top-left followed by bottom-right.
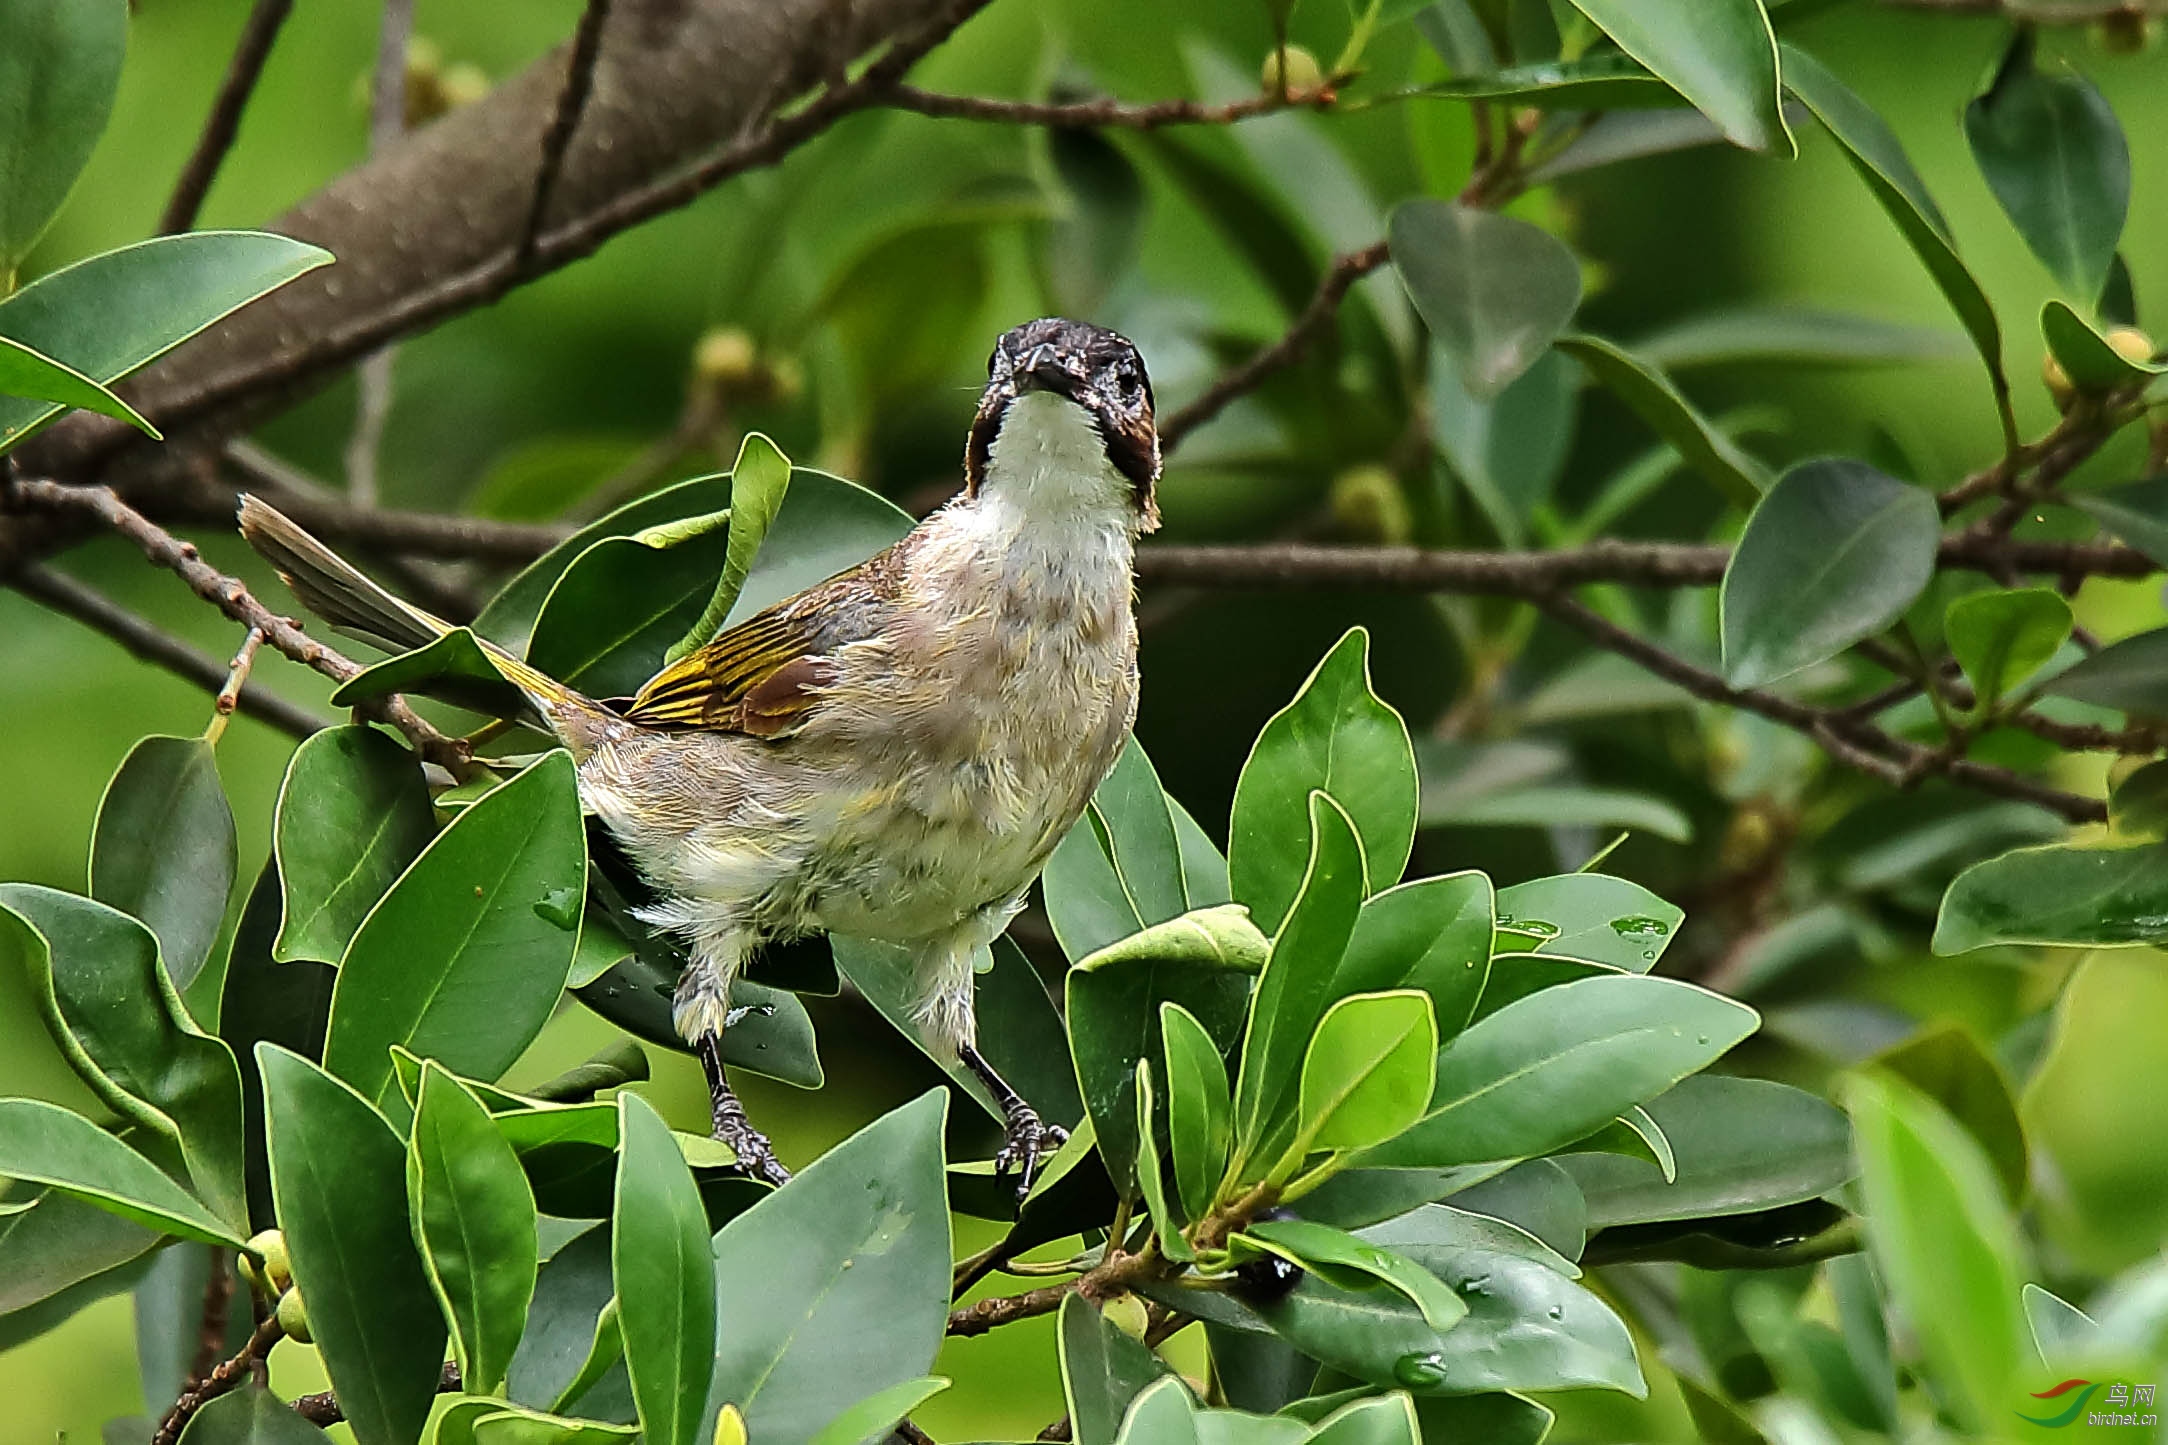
(712, 1107), (792, 1189)
(993, 1105), (1067, 1199)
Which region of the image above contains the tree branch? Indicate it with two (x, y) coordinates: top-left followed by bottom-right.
(8, 476), (468, 774)
(150, 1314), (283, 1445)
(885, 83), (1319, 129)
(158, 0), (297, 235)
(517, 0), (616, 270)
(14, 564), (325, 740)
(292, 1362), (461, 1427)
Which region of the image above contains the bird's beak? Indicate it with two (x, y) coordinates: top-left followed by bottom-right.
(1016, 343), (1077, 396)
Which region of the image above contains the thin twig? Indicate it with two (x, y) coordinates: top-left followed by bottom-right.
(292, 1362), (461, 1426)
(186, 1247), (237, 1393)
(886, 83), (1319, 129)
(14, 564), (325, 739)
(150, 1314), (283, 1445)
(204, 628), (267, 745)
(159, 0), (297, 234)
(11, 477), (468, 773)
(344, 0), (416, 510)
(516, 0), (615, 271)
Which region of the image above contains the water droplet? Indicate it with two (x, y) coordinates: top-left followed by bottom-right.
(1695, 1034), (1709, 1046)
(1609, 915), (1671, 939)
(1514, 918), (1562, 941)
(532, 886), (580, 930)
(1393, 1352), (1448, 1388)
(1641, 949), (1656, 961)
(1547, 1305), (1563, 1320)
(1458, 1274), (1491, 1296)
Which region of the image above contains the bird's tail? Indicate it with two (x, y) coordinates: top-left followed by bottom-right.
(237, 496), (616, 746)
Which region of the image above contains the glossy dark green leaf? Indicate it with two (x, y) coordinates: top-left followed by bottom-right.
(1964, 41), (2128, 298)
(0, 0), (124, 266)
(0, 335), (157, 435)
(1443, 1159), (1589, 1263)
(135, 1244), (250, 1417)
(218, 865), (332, 1229)
(2072, 476), (2168, 569)
(0, 1187), (156, 1324)
(1232, 795), (1366, 1172)
(1294, 1393), (1421, 1445)
(327, 627), (528, 717)
(324, 753), (587, 1106)
(1494, 874), (1681, 973)
(259, 1044), (446, 1445)
(1162, 1001), (1232, 1221)
(1559, 0), (1789, 153)
(1045, 738), (1193, 960)
(2111, 759), (2168, 838)
(1530, 108), (1733, 181)
(706, 1091), (950, 1444)
(806, 1377), (949, 1445)
(1297, 991), (1436, 1157)
(526, 524), (736, 699)
(1330, 874), (1491, 1052)
(1470, 954), (1624, 1025)
(1430, 346), (1578, 545)
(272, 726), (435, 965)
(0, 886), (247, 1227)
(1781, 44), (2010, 441)
(1364, 975), (1759, 1169)
(664, 432), (791, 664)
(1230, 629), (1415, 933)
(1171, 798), (1232, 910)
(1560, 1074), (1851, 1227)
(1112, 1377), (1198, 1445)
(1134, 1059), (1190, 1257)
(1059, 1290), (1172, 1445)
(1067, 930), (1252, 1196)
(1847, 1071), (2027, 1435)
(1556, 334), (1768, 504)
(509, 1224), (632, 1422)
(409, 1062), (539, 1394)
(174, 1386), (333, 1444)
(1634, 306), (1967, 370)
(89, 735), (236, 989)
(0, 232), (333, 451)
(526, 1039), (650, 1104)
(1934, 839), (2168, 952)
(1720, 458), (1939, 688)
(1389, 200), (1581, 400)
(613, 1093), (716, 1445)
(1241, 1217), (1466, 1331)
(1868, 1024), (2026, 1204)
(2041, 625), (2168, 715)
(1398, 53), (1679, 108)
(1945, 588), (2071, 714)
(2042, 300), (2161, 393)
(0, 1099), (241, 1246)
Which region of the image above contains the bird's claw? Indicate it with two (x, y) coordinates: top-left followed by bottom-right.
(993, 1109), (1067, 1199)
(712, 1111), (792, 1189)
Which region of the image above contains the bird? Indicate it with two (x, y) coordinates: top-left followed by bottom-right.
(239, 316), (1161, 1190)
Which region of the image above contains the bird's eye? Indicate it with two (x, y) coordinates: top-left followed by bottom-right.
(1119, 369), (1142, 399)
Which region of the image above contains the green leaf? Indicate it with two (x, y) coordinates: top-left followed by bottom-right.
(665, 433), (793, 664)
(612, 1093), (717, 1445)
(1867, 1024), (2026, 1204)
(1241, 1217), (1466, 1332)
(1045, 738), (1194, 960)
(1112, 1377), (1198, 1445)
(1560, 1074), (1851, 1226)
(327, 627), (528, 717)
(0, 1098), (241, 1246)
(0, 886), (248, 1228)
(467, 1404), (638, 1445)
(0, 0), (125, 268)
(1398, 53), (1679, 109)
(1388, 200), (1582, 399)
(1135, 1059), (1191, 1257)
(0, 232), (334, 451)
(1067, 932), (1252, 1196)
(1077, 905), (1270, 975)
(1945, 588), (2072, 714)
(2041, 625), (2168, 714)
(1558, 0), (1790, 153)
(1964, 40), (2128, 298)
(409, 1063), (539, 1394)
(2022, 1282), (2099, 1368)
(1230, 629), (1415, 933)
(1471, 954), (1625, 1025)
(175, 1386), (334, 1443)
(1297, 991), (1437, 1157)
(1162, 1002), (1233, 1221)
(0, 334), (157, 435)
(1441, 1160), (1589, 1264)
(1232, 794), (1367, 1171)
(526, 526), (735, 700)
(706, 1091), (950, 1444)
(1555, 334), (1768, 504)
(1633, 306), (1968, 371)
(2042, 300), (2162, 393)
(1041, 126), (1145, 318)
(0, 1187), (156, 1324)
(1430, 346), (1578, 545)
(2111, 759), (2168, 839)
(1846, 1070), (2028, 1434)
(807, 1377), (950, 1445)
(1576, 1105), (1676, 1180)
(89, 735), (237, 989)
(1494, 874), (1681, 973)
(323, 753), (587, 1106)
(272, 727), (435, 964)
(138, 1245), (251, 1417)
(2071, 476), (2168, 569)
(1424, 781), (1694, 845)
(260, 1044), (446, 1445)
(218, 865), (332, 1230)
(508, 1224), (630, 1420)
(1059, 1292), (1172, 1445)
(1720, 457), (1940, 688)
(1364, 975), (1759, 1169)
(1331, 875), (1492, 1049)
(1294, 1392), (1421, 1445)
(1780, 44), (2011, 443)
(1934, 839), (2168, 952)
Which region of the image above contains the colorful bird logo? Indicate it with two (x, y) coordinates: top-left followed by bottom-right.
(2018, 1379), (2101, 1428)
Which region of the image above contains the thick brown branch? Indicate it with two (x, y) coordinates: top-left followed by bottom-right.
(14, 565), (324, 740)
(150, 1314), (283, 1445)
(10, 478), (467, 773)
(518, 0), (616, 270)
(886, 84), (1315, 129)
(159, 0), (297, 235)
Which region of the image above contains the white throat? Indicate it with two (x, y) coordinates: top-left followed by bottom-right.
(980, 391), (1137, 532)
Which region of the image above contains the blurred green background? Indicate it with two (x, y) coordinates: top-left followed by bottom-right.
(4, 1), (2166, 1440)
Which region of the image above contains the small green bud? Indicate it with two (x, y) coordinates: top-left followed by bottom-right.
(1260, 44), (1324, 97)
(1330, 464), (1413, 545)
(246, 1229), (292, 1294)
(2105, 326), (2155, 365)
(1102, 1292), (1151, 1340)
(276, 1286), (312, 1344)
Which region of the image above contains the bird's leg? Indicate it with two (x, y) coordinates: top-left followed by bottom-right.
(694, 1032), (790, 1189)
(958, 1042), (1067, 1197)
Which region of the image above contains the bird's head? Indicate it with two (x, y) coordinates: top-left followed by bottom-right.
(965, 318), (1160, 530)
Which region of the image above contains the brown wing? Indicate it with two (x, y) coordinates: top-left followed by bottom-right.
(620, 542), (909, 737)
